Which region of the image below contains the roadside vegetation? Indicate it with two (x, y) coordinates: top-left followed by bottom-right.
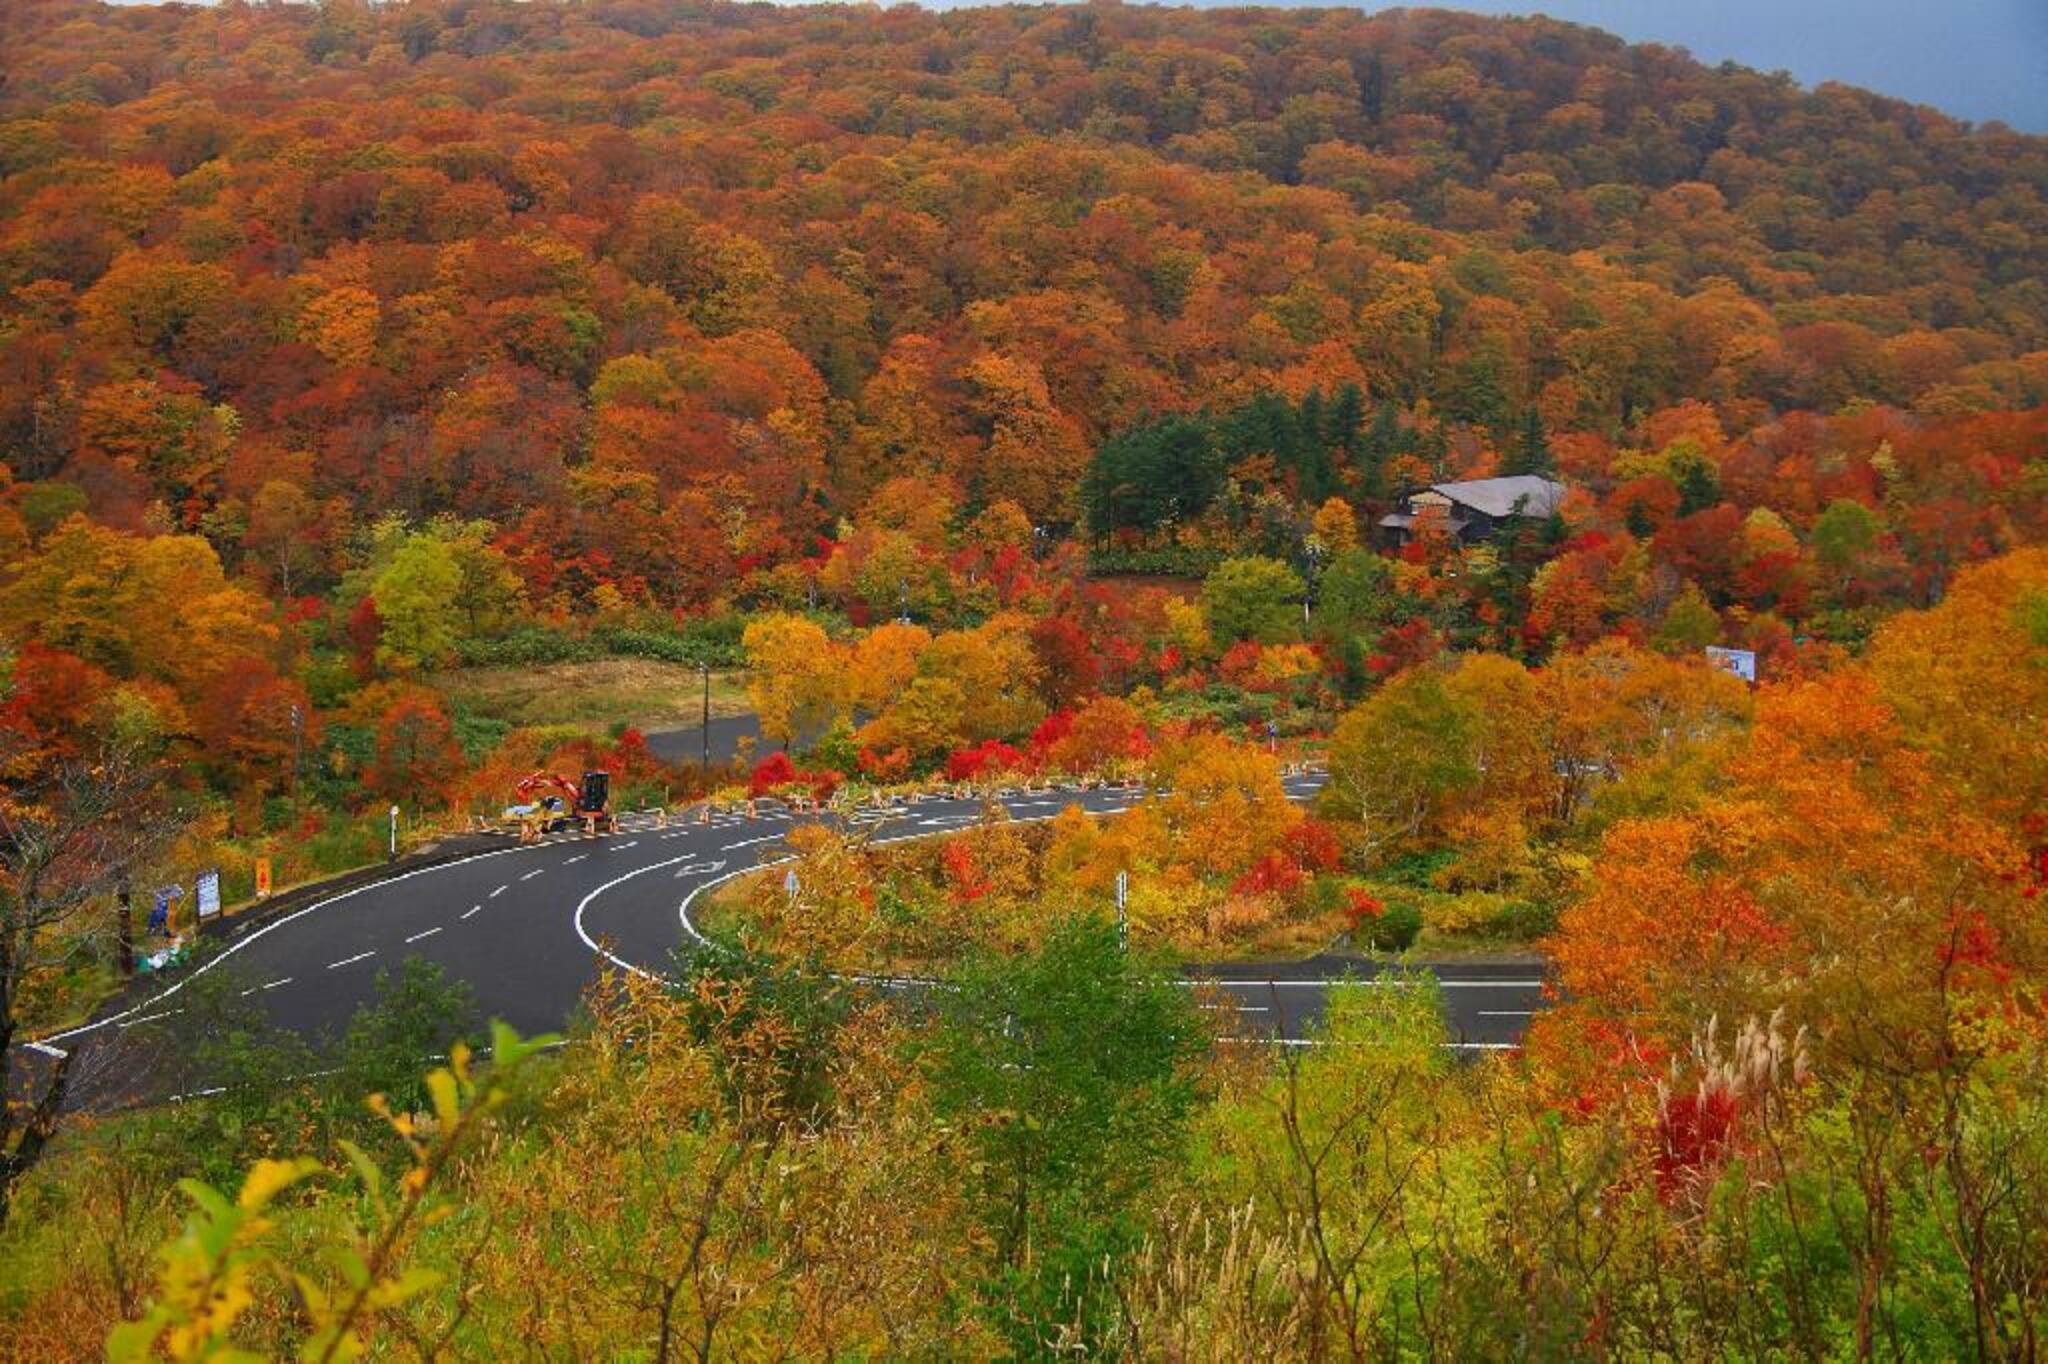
(7, 879), (2047, 1357)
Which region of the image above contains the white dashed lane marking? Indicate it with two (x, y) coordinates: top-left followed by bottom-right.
(404, 927), (443, 944)
(461, 904), (483, 920)
(240, 976), (294, 996)
(722, 834), (784, 850)
(565, 854), (587, 864)
(520, 869), (545, 882)
(327, 951), (375, 970)
(489, 885), (507, 898)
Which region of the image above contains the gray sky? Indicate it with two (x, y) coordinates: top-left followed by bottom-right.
(1408, 1), (2047, 132)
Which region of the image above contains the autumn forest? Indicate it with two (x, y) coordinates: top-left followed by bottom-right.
(1, 0), (2047, 1356)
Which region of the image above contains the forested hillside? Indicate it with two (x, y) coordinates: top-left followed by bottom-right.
(0, 0), (2042, 828)
(4, 2), (2048, 1356)
(4, 0), (2045, 573)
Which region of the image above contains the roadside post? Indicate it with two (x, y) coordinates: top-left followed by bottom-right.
(1115, 869), (1128, 954)
(388, 804), (399, 860)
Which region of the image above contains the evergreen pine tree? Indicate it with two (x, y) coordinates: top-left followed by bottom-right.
(1295, 389), (1333, 502)
(1327, 384), (1365, 464)
(1504, 408), (1554, 477)
(1357, 401), (1403, 499)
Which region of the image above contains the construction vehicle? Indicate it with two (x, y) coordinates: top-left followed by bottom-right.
(504, 770), (615, 841)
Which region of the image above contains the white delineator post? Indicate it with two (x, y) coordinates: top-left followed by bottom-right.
(1116, 869), (1128, 953)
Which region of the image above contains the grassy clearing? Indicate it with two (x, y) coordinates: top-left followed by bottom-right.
(433, 659), (751, 733)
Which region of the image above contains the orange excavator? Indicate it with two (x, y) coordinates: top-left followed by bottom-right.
(505, 770), (615, 842)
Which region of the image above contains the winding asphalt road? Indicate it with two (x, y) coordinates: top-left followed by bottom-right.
(29, 774), (1548, 1100)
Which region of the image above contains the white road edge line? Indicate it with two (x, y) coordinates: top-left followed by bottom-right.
(575, 853), (729, 978)
(1203, 979), (1546, 990)
(43, 835), (566, 1044)
(1220, 1037), (1520, 1051)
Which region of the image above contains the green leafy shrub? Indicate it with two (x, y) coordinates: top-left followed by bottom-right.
(1360, 899), (1423, 952)
(454, 626), (600, 667)
(1087, 545), (1223, 578)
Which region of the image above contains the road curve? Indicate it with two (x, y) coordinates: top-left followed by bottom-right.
(35, 773), (1548, 1091)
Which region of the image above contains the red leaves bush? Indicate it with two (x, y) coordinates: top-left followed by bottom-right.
(945, 739), (1025, 782)
(1026, 709), (1074, 762)
(1654, 1083), (1745, 1198)
(1343, 888), (1385, 929)
(749, 750), (841, 800)
(1282, 819), (1344, 873)
(941, 840), (993, 902)
(857, 745), (911, 783)
(1232, 850), (1306, 899)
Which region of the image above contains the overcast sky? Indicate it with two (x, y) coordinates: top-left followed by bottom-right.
(1393, 1), (2048, 131)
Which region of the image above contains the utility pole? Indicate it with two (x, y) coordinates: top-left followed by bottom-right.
(700, 661), (711, 774)
(289, 703), (304, 815)
(1303, 539), (1323, 630)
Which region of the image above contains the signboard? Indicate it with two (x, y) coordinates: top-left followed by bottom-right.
(254, 858), (272, 898)
(1704, 646), (1757, 684)
(195, 869), (221, 921)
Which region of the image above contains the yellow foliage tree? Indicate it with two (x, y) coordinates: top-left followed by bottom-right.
(299, 285), (381, 368)
(1309, 496), (1359, 555)
(1866, 547), (2048, 833)
(918, 612), (1045, 743)
(847, 621), (932, 717)
(1150, 733), (1298, 881)
(742, 613), (846, 749)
